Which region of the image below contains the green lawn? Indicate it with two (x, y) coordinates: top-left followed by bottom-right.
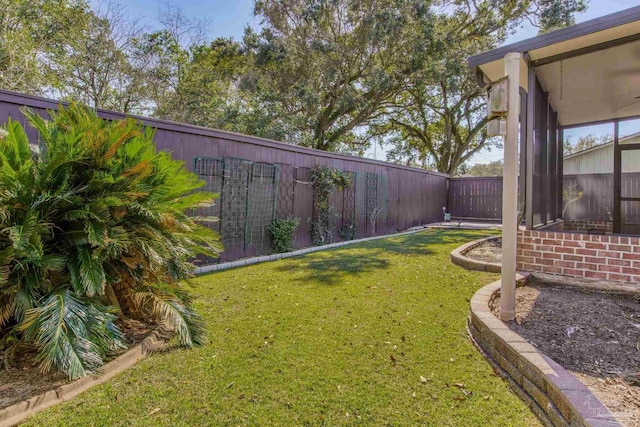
(24, 229), (538, 426)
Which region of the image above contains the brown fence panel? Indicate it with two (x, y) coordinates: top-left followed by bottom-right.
(448, 174), (640, 224)
(448, 177), (503, 220)
(562, 174), (612, 222)
(0, 89), (449, 263)
(563, 173), (640, 225)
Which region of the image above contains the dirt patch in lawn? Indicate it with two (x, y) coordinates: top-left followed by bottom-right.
(465, 238), (502, 264)
(0, 318), (155, 410)
(492, 282), (640, 426)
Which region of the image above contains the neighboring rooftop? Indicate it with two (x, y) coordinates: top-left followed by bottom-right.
(564, 131), (640, 159)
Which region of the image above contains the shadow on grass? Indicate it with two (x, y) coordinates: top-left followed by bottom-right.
(369, 229), (496, 254)
(277, 229), (499, 285)
(290, 254), (391, 285)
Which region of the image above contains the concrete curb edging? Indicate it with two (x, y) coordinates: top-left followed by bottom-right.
(468, 280), (622, 427)
(450, 236), (502, 273)
(0, 325), (173, 427)
(194, 226), (433, 275)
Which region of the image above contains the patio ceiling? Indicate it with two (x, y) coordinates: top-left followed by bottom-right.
(538, 39), (640, 126)
(469, 6), (640, 127)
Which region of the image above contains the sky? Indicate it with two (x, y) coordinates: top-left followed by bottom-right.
(119, 0), (640, 165)
(111, 0), (258, 40)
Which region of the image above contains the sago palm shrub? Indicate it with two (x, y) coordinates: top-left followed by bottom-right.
(0, 104), (221, 379)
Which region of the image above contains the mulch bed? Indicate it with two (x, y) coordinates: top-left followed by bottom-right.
(464, 238), (502, 264)
(0, 318), (155, 410)
(492, 282), (640, 426)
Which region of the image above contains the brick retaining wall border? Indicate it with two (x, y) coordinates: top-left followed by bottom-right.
(468, 280), (621, 427)
(450, 236), (501, 273)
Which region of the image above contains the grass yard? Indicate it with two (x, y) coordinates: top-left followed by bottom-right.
(23, 229), (539, 426)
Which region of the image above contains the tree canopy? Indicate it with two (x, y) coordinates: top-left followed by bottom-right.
(564, 133), (610, 155)
(0, 0), (588, 164)
(0, 0), (91, 93)
(370, 0), (587, 173)
(466, 160), (505, 177)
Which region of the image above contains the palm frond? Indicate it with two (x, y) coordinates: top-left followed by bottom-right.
(74, 246), (106, 297)
(18, 290), (124, 379)
(128, 291), (205, 347)
(0, 294), (15, 327)
(0, 118), (33, 172)
(7, 210), (39, 252)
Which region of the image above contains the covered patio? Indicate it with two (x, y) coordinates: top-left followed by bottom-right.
(469, 6), (640, 308)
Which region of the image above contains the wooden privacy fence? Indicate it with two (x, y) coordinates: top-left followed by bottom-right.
(449, 173), (640, 225)
(563, 173), (640, 225)
(448, 177), (503, 220)
(0, 90), (449, 262)
(563, 174), (613, 222)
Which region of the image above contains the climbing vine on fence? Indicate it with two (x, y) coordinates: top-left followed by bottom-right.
(310, 165), (351, 245)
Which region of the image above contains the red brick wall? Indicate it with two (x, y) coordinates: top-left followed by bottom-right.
(517, 230), (640, 283)
(537, 220), (565, 231)
(563, 220), (613, 234)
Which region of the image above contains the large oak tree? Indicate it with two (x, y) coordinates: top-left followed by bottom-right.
(375, 0), (587, 174)
(0, 0), (588, 162)
(240, 0), (443, 151)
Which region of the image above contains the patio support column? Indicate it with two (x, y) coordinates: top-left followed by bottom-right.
(501, 52), (521, 322)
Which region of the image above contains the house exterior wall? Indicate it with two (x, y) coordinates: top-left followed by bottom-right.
(563, 145), (614, 174)
(563, 135), (640, 175)
(517, 228), (640, 283)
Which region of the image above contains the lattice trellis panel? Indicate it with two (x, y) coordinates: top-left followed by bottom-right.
(352, 171), (389, 235)
(277, 164), (295, 218)
(194, 157), (280, 254)
(193, 157), (223, 232)
(354, 171), (368, 225)
(194, 158), (391, 252)
(342, 172), (356, 224)
(220, 158), (251, 251)
(366, 172), (379, 220)
(247, 162), (279, 253)
(375, 173), (389, 221)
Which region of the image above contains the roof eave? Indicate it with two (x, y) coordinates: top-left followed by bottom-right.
(468, 5), (640, 69)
